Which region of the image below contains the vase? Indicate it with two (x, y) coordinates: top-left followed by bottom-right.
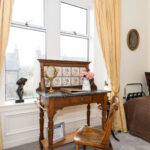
(82, 77), (91, 91)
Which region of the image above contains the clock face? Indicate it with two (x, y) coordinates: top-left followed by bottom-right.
(46, 67), (55, 78)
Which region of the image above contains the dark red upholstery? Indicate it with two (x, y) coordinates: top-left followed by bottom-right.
(145, 72), (150, 95)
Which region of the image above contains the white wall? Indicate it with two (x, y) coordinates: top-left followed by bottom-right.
(147, 0), (150, 72)
(120, 0), (149, 98)
(0, 102), (101, 149)
(46, 0), (60, 59)
(1, 0), (150, 149)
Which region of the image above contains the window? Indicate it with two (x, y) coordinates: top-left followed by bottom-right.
(5, 0), (46, 101)
(60, 2), (89, 61)
(12, 0), (44, 26)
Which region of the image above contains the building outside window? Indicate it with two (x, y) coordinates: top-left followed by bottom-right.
(5, 0), (46, 101)
(60, 2), (89, 61)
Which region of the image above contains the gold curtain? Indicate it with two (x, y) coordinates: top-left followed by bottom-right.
(94, 0), (127, 132)
(0, 0), (14, 149)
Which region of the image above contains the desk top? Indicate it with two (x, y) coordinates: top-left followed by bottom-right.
(37, 90), (110, 99)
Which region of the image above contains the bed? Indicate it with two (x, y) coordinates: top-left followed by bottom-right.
(124, 96), (150, 142)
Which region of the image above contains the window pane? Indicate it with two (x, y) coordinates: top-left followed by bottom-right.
(60, 35), (88, 61)
(5, 27), (45, 101)
(61, 3), (87, 35)
(12, 0), (44, 26)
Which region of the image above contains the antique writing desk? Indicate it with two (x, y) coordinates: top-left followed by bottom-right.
(36, 59), (109, 150)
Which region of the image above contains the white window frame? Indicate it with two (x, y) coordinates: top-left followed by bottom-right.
(5, 0), (47, 101)
(60, 1), (90, 61)
(0, 0), (93, 105)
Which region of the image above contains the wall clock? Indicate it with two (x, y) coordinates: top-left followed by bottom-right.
(127, 29), (140, 51)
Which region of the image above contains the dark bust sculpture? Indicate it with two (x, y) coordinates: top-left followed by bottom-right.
(15, 78), (27, 103)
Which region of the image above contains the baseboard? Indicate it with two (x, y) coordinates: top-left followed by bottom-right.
(3, 116), (101, 149)
(3, 136), (39, 150)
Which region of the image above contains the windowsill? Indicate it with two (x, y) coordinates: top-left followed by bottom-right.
(0, 98), (37, 108)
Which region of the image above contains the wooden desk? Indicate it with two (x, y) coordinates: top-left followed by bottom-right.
(37, 90), (109, 150)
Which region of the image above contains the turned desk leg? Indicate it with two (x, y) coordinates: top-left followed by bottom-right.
(39, 101), (44, 150)
(47, 100), (55, 150)
(87, 104), (90, 126)
(102, 94), (107, 129)
(85, 104), (90, 150)
(48, 118), (54, 150)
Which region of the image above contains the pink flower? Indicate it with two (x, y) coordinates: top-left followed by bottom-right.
(79, 71), (94, 80)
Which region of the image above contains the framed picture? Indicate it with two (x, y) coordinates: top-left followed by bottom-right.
(127, 29), (140, 51)
(53, 122), (65, 144)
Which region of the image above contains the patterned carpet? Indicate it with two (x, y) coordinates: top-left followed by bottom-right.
(5, 132), (150, 150)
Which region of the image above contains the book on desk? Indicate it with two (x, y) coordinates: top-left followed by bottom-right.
(60, 88), (88, 94)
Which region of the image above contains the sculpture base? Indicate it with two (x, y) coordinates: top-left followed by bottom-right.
(15, 99), (24, 103)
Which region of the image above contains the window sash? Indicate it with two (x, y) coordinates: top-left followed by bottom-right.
(60, 35), (89, 61)
(5, 26), (46, 101)
(12, 0), (45, 27)
(60, 2), (89, 61)
(61, 1), (88, 36)
(5, 0), (46, 101)
(11, 21), (46, 32)
(60, 31), (89, 40)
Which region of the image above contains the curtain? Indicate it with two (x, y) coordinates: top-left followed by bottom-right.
(0, 0), (14, 149)
(94, 0), (127, 132)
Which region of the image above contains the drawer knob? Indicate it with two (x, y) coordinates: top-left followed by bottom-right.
(80, 97), (84, 102)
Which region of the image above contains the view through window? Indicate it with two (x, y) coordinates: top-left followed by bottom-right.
(5, 0), (46, 101)
(60, 2), (89, 61)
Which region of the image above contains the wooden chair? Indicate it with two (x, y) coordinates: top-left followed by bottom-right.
(74, 96), (119, 150)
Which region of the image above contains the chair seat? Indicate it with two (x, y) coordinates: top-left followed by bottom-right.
(74, 126), (106, 148)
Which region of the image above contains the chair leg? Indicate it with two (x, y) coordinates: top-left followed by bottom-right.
(111, 130), (119, 141)
(109, 141), (113, 150)
(83, 145), (86, 150)
(76, 144), (79, 150)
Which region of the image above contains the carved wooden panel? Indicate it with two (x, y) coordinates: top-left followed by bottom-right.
(37, 59), (90, 90)
(44, 66), (86, 87)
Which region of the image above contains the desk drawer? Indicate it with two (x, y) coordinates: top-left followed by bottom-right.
(70, 96), (91, 105)
(92, 94), (105, 103)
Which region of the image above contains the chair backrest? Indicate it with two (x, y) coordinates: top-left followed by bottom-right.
(101, 96), (119, 145)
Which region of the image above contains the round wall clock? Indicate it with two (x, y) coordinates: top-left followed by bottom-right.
(127, 29), (140, 51)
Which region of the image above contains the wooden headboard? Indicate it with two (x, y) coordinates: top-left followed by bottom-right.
(37, 59), (91, 92)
